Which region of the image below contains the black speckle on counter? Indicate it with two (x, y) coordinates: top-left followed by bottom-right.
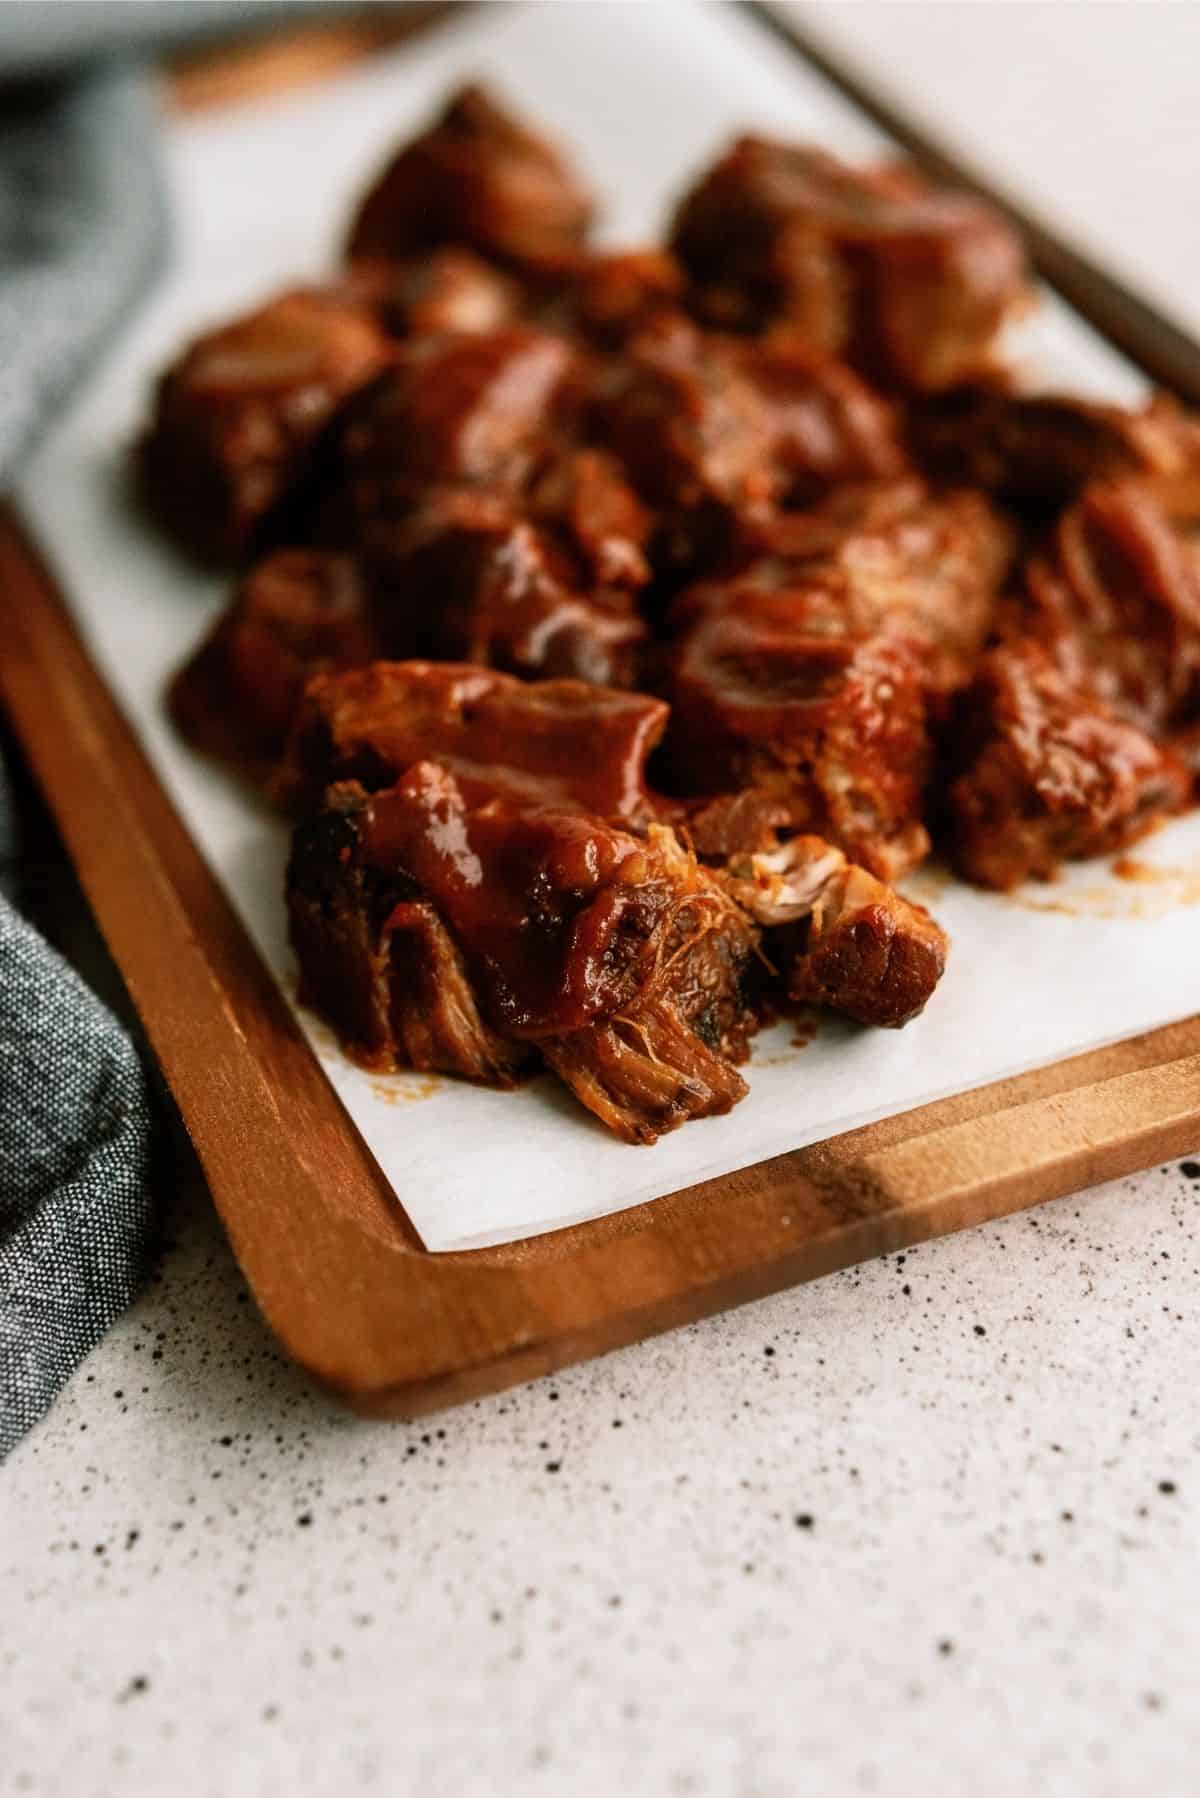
(117, 1675), (150, 1702)
(296, 1512), (313, 1527)
(937, 1640), (954, 1658)
(545, 1461), (561, 1474)
(794, 1513), (814, 1530)
(973, 1325), (986, 1337)
(1179, 1161), (1200, 1180)
(1158, 1480), (1177, 1496)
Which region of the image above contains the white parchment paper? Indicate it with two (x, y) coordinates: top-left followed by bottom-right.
(17, 1), (1200, 1249)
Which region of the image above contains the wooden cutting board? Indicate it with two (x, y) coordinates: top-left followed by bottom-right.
(2, 3), (1197, 1416)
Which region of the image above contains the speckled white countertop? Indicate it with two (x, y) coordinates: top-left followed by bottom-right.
(6, 7), (1200, 1794)
(7, 1157), (1200, 1795)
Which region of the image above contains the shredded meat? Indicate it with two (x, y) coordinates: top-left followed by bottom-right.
(287, 791), (524, 1081)
(287, 769), (757, 1141)
(542, 992), (750, 1144)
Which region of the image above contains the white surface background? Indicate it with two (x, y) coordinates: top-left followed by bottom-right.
(5, 4), (1200, 1794)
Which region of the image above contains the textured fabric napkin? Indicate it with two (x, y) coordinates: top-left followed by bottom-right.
(0, 1), (345, 1452)
(0, 14), (192, 1452)
(0, 758), (155, 1459)
(0, 0), (324, 476)
(0, 13), (173, 1452)
(0, 60), (165, 481)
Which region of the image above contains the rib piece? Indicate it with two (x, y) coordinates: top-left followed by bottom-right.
(360, 484), (647, 686)
(287, 767), (758, 1141)
(338, 330), (650, 682)
(343, 328), (579, 507)
(735, 338), (908, 503)
(1018, 477), (1200, 735)
(909, 387), (1200, 514)
(944, 641), (1190, 890)
(660, 577), (932, 882)
(730, 477), (1014, 694)
(169, 551), (378, 784)
(285, 660), (669, 823)
(139, 287), (392, 562)
(656, 480), (1009, 879)
(345, 84), (593, 270)
(720, 835), (947, 1027)
(670, 138), (1024, 390)
(593, 318), (777, 565)
(593, 319), (906, 568)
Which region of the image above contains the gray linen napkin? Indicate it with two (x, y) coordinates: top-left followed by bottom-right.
(0, 19), (174, 1452)
(0, 59), (166, 481)
(0, 755), (156, 1460)
(0, 0), (323, 477)
(0, 1), (357, 1452)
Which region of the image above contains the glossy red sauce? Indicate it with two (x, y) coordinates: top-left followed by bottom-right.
(358, 761), (662, 1036)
